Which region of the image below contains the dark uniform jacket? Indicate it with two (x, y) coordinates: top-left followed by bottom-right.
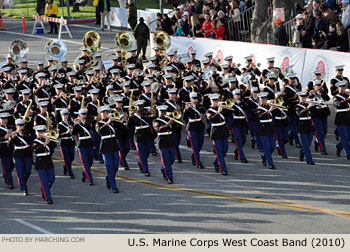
(230, 102), (248, 128)
(32, 138), (56, 170)
(0, 125), (11, 157)
(255, 105), (275, 136)
(72, 120), (94, 148)
(272, 108), (289, 128)
(96, 120), (120, 153)
(127, 113), (154, 143)
(58, 120), (75, 146)
(9, 132), (33, 158)
(295, 103), (314, 134)
(206, 107), (229, 140)
(333, 93), (350, 126)
(153, 117), (174, 149)
(183, 104), (206, 131)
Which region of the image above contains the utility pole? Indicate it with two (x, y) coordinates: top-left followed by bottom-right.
(159, 0), (163, 14)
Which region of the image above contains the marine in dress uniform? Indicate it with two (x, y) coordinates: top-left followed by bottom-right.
(73, 108), (95, 185)
(96, 106), (120, 193)
(230, 89), (249, 163)
(333, 81), (350, 159)
(69, 86), (84, 119)
(247, 87), (263, 151)
(255, 92), (276, 169)
(9, 119), (33, 195)
(32, 125), (56, 204)
(330, 65), (350, 96)
(0, 112), (15, 189)
(153, 105), (176, 184)
(51, 83), (69, 123)
(126, 100), (154, 177)
(57, 109), (75, 178)
(183, 92), (206, 169)
(295, 91), (315, 165)
(206, 94), (230, 175)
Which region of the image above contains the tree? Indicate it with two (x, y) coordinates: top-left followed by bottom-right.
(251, 0), (304, 44)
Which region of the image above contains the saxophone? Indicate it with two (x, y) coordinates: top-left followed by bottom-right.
(128, 89), (136, 114)
(80, 95), (85, 109)
(23, 99), (32, 123)
(46, 111), (53, 130)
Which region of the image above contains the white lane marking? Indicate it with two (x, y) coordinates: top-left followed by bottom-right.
(179, 144), (212, 155)
(15, 219), (53, 234)
(70, 24), (100, 29)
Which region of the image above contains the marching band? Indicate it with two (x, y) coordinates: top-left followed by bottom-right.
(0, 30), (350, 205)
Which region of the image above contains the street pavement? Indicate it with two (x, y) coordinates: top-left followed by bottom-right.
(0, 17), (349, 234)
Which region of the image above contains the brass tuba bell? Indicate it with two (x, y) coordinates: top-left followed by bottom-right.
(73, 31), (101, 71)
(153, 31), (171, 50)
(9, 40), (29, 61)
(45, 39), (67, 59)
(115, 31), (136, 67)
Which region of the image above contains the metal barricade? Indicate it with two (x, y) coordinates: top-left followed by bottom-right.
(227, 5), (254, 42)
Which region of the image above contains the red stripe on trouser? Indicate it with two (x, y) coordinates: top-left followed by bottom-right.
(212, 140), (223, 173)
(274, 132), (283, 156)
(60, 146), (70, 176)
(247, 121), (252, 136)
(311, 118), (324, 152)
(135, 142), (145, 172)
(231, 128), (241, 160)
(78, 149), (91, 183)
(37, 171), (47, 201)
(159, 149), (169, 179)
(118, 151), (125, 167)
(13, 158), (21, 189)
(1, 158), (9, 184)
(187, 131), (199, 166)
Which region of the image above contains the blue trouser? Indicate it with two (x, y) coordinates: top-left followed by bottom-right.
(322, 116), (328, 136)
(336, 125), (350, 158)
(1, 156), (14, 186)
(172, 130), (182, 161)
(150, 140), (157, 153)
(275, 126), (288, 156)
(60, 146), (75, 176)
(78, 147), (94, 183)
(260, 135), (276, 166)
(92, 131), (103, 161)
(232, 127), (247, 160)
(212, 139), (228, 173)
(250, 121), (263, 150)
(188, 130), (204, 166)
(135, 141), (153, 172)
(288, 114), (301, 145)
(37, 169), (55, 201)
(102, 152), (119, 190)
(312, 117), (327, 151)
(159, 148), (176, 180)
(14, 156), (32, 192)
(117, 138), (130, 168)
(128, 128), (136, 148)
(300, 133), (313, 163)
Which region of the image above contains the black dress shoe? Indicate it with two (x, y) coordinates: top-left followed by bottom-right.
(336, 146), (341, 157)
(160, 169), (166, 179)
(47, 200), (53, 204)
(321, 150), (328, 155)
(213, 162), (219, 172)
(41, 188), (45, 199)
(307, 161), (315, 165)
(314, 141), (319, 152)
(145, 171), (150, 177)
(176, 159), (182, 163)
(261, 155), (266, 166)
(222, 171), (228, 176)
(48, 31), (53, 34)
(138, 162), (144, 173)
(277, 147), (281, 156)
(282, 155), (288, 159)
(81, 176), (86, 183)
(131, 146), (136, 150)
(94, 22), (100, 25)
(112, 189), (119, 193)
(63, 166), (67, 175)
(241, 158), (248, 163)
(124, 166), (129, 170)
(191, 159), (196, 166)
(152, 152), (157, 156)
(251, 139), (255, 149)
(167, 179), (173, 184)
(101, 28), (105, 31)
(8, 185), (14, 189)
(197, 164), (205, 169)
(335, 134), (339, 141)
(296, 144), (302, 148)
(89, 182), (94, 186)
(24, 190), (28, 196)
(234, 150), (238, 160)
(70, 174), (75, 179)
(105, 176), (111, 190)
(288, 136), (293, 145)
(299, 153), (304, 162)
(269, 165), (276, 170)
(99, 160), (104, 164)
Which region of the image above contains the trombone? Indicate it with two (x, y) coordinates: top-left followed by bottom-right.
(43, 130), (59, 142)
(164, 115), (185, 126)
(219, 98), (235, 110)
(267, 99), (288, 111)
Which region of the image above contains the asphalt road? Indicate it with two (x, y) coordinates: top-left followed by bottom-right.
(0, 17), (349, 234)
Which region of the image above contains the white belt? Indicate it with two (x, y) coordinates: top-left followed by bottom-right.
(14, 145), (30, 150)
(260, 119), (272, 123)
(234, 116), (245, 119)
(299, 117), (311, 121)
(55, 108), (64, 111)
(79, 136), (92, 140)
(123, 106), (129, 108)
(61, 136), (73, 140)
(36, 153), (50, 157)
(135, 125), (150, 130)
(336, 108), (349, 112)
(188, 118), (202, 122)
(275, 116), (287, 120)
(158, 132), (172, 136)
(211, 122), (225, 127)
(0, 141), (8, 144)
(101, 134), (116, 139)
(144, 106), (151, 109)
(73, 111), (79, 114)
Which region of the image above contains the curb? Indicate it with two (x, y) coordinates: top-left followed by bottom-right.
(67, 18), (96, 24)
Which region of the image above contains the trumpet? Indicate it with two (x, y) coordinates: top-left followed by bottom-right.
(44, 130), (59, 142)
(219, 98), (235, 107)
(166, 110), (182, 120)
(267, 100), (288, 111)
(164, 115), (185, 126)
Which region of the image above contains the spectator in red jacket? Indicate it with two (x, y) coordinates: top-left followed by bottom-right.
(214, 18), (227, 39)
(196, 12), (217, 38)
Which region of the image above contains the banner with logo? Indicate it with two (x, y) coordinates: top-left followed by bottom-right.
(150, 34), (350, 87)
